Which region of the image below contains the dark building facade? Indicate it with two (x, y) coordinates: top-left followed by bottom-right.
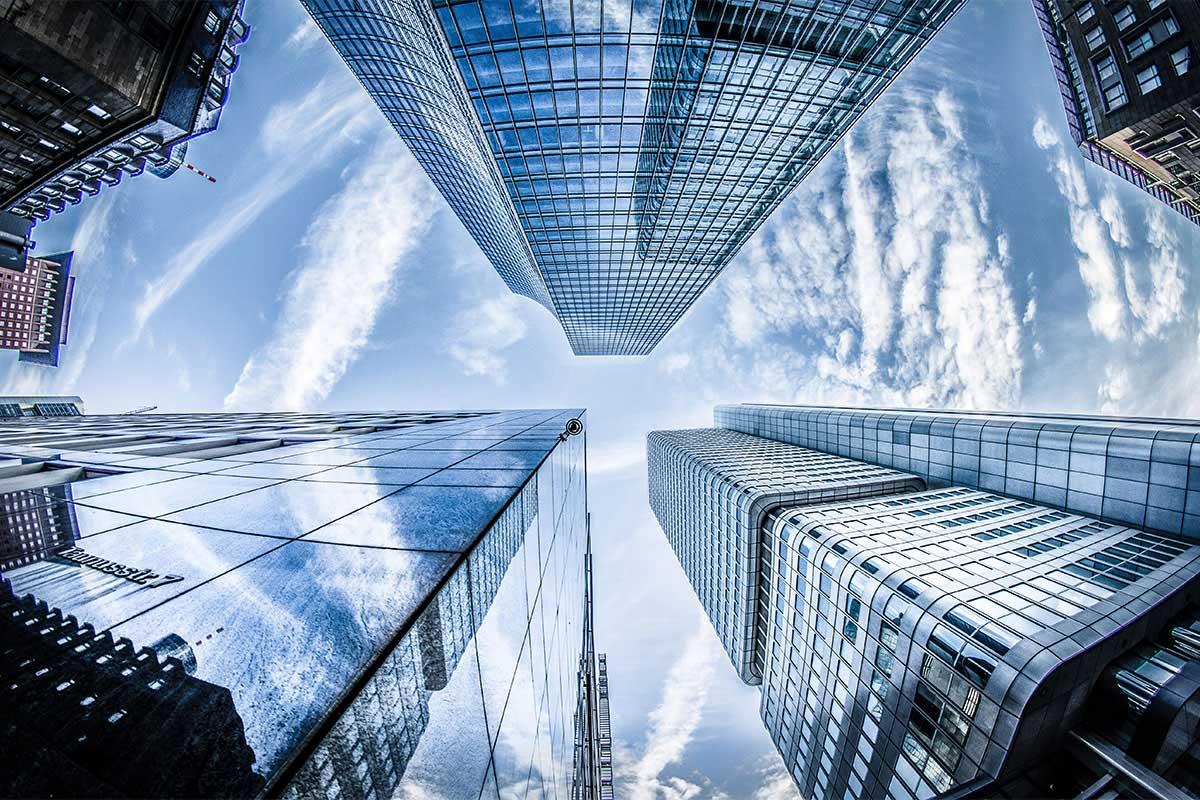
(0, 0), (249, 225)
(650, 404), (1200, 799)
(0, 407), (600, 798)
(1033, 0), (1200, 225)
(303, 0), (962, 356)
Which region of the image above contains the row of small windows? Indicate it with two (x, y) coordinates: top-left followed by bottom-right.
(1084, 10), (1181, 62)
(1093, 43), (1190, 111)
(757, 500), (1195, 800)
(1078, 0), (1168, 31)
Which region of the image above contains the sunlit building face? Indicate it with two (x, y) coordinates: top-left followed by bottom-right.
(303, 0), (963, 355)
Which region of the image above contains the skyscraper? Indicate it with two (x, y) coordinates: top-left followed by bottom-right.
(0, 1), (249, 227)
(572, 530), (615, 800)
(0, 251), (74, 367)
(649, 404), (1200, 799)
(303, 0), (962, 355)
(0, 406), (608, 798)
(1032, 0), (1200, 225)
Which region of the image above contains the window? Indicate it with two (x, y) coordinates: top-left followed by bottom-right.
(1137, 63), (1162, 93)
(59, 120), (81, 136)
(203, 9), (221, 35)
(1103, 80), (1128, 110)
(1113, 4), (1135, 30)
(1092, 52), (1127, 110)
(37, 75), (70, 96)
(1085, 25), (1105, 50)
(1126, 14), (1181, 59)
(1126, 30), (1153, 58)
(1076, 2), (1095, 23)
(187, 50), (206, 80)
(85, 103), (110, 120)
(1094, 52), (1119, 82)
(1172, 46), (1191, 75)
(1147, 0), (1165, 7)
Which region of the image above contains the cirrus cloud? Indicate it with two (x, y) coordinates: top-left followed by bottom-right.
(711, 86), (1024, 411)
(224, 135), (438, 410)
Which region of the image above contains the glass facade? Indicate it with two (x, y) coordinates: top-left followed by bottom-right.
(0, 407), (595, 798)
(304, 0), (962, 355)
(647, 427), (923, 682)
(716, 404), (1200, 538)
(649, 406), (1200, 799)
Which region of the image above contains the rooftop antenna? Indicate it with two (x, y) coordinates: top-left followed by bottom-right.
(182, 163), (216, 183)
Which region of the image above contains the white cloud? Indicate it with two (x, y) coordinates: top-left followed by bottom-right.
(445, 295), (529, 383)
(589, 436), (646, 475)
(1031, 114), (1128, 341)
(712, 87), (1023, 411)
(128, 75), (378, 344)
(626, 621), (718, 800)
(1124, 205), (1185, 341)
(1032, 114), (1188, 344)
(752, 756), (799, 800)
(1098, 189), (1131, 249)
(223, 135), (438, 411)
(1097, 363), (1130, 414)
(657, 352), (692, 375)
(285, 17), (323, 53)
(1, 194), (120, 394)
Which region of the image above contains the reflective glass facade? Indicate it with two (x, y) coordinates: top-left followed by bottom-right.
(304, 0), (962, 355)
(649, 407), (1200, 799)
(0, 407), (593, 798)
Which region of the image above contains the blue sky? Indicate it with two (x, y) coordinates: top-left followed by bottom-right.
(6, 0), (1200, 797)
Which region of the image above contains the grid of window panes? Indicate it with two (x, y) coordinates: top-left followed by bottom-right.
(0, 407), (589, 797)
(307, 0), (961, 355)
(303, 0), (556, 314)
(716, 404), (1200, 539)
(432, 0), (961, 354)
(647, 427), (921, 682)
(285, 424), (589, 798)
(755, 486), (1200, 800)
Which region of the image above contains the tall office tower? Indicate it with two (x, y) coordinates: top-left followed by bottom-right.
(0, 407), (597, 798)
(649, 405), (1200, 799)
(0, 251), (74, 367)
(0, 1), (249, 231)
(303, 0), (962, 355)
(1032, 0), (1200, 225)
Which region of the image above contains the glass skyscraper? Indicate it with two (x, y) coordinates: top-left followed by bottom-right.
(0, 407), (608, 798)
(649, 404), (1200, 799)
(303, 0), (962, 355)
